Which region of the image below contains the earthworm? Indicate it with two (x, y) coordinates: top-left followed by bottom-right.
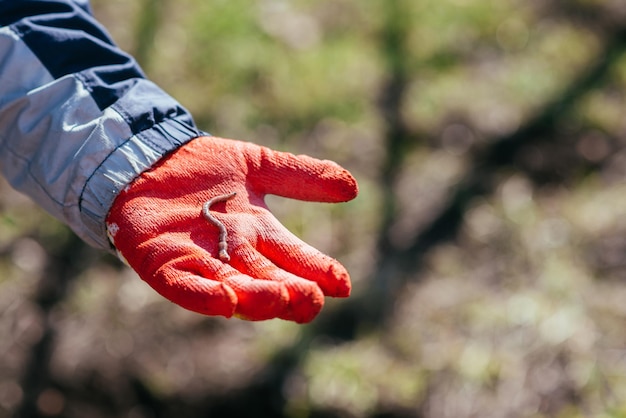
(202, 192), (237, 262)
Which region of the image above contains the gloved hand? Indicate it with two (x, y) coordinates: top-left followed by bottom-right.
(106, 136), (358, 323)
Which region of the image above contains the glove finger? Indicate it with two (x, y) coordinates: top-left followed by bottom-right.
(241, 140), (358, 203)
(221, 273), (290, 321)
(150, 254), (239, 318)
(231, 241), (326, 323)
(252, 220), (351, 298)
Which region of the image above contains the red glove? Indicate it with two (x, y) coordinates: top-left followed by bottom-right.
(106, 136), (358, 323)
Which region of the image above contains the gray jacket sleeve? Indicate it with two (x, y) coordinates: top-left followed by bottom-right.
(0, 0), (201, 250)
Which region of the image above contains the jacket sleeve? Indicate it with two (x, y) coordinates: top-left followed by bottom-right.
(0, 0), (201, 250)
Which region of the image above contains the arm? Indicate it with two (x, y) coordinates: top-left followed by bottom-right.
(0, 0), (199, 249)
(0, 0), (358, 323)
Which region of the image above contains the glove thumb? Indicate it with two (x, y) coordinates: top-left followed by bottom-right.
(244, 143), (358, 202)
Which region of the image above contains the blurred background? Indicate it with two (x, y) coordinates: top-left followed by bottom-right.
(2, 0), (626, 416)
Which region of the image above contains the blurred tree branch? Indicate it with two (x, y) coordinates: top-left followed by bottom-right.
(183, 12), (626, 418)
(398, 25), (626, 274)
(317, 16), (626, 337)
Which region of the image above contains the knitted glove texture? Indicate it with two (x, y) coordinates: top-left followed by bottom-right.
(106, 136), (358, 323)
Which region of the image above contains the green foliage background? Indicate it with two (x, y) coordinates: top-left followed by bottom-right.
(2, 0), (626, 417)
